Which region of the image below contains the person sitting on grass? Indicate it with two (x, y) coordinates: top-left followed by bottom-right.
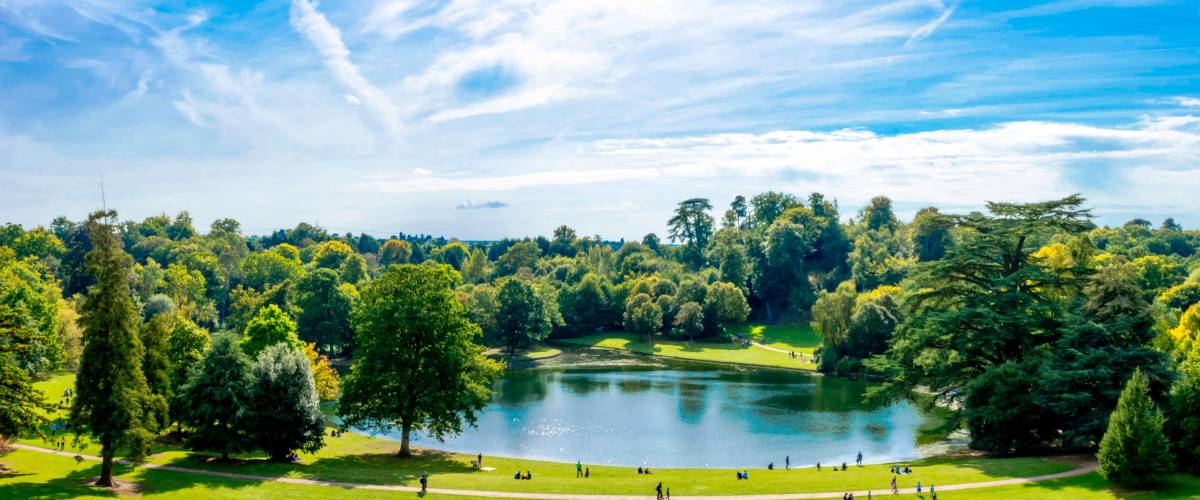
(768, 462), (774, 470)
(513, 471), (521, 479)
(526, 470), (533, 480)
(638, 467), (644, 474)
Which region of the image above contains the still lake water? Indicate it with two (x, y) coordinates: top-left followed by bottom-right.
(387, 349), (941, 468)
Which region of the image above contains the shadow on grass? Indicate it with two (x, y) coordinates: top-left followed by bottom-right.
(160, 448), (476, 486)
(0, 462), (120, 499)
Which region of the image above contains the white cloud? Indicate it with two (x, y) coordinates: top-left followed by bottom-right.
(1177, 97), (1200, 107)
(290, 0), (402, 139)
(344, 94), (361, 106)
(357, 117), (1200, 210)
(906, 1), (958, 47)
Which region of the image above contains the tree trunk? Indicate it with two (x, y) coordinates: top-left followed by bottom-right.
(399, 422), (412, 457)
(97, 441), (115, 487)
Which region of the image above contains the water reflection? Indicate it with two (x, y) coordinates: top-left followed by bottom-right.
(396, 348), (939, 468)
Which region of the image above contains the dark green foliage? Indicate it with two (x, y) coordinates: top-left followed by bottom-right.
(1098, 369), (1173, 487)
(246, 344), (324, 461)
(339, 264), (502, 456)
(181, 332), (253, 460)
(70, 211), (159, 487)
(557, 273), (615, 335)
(140, 314), (173, 429)
(166, 317), (209, 424)
(911, 207), (952, 261)
(859, 196), (898, 232)
(667, 198), (715, 268)
(495, 277), (552, 355)
(295, 269), (353, 353)
(0, 303), (52, 439)
(1167, 354), (1200, 473)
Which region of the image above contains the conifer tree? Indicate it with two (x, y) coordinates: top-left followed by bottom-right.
(140, 313), (173, 429)
(1167, 352), (1200, 473)
(181, 332), (253, 460)
(246, 344), (325, 461)
(1098, 368), (1173, 486)
(70, 210), (158, 487)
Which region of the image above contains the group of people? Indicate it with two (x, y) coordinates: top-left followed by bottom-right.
(329, 428), (345, 438)
(891, 465), (912, 474)
(655, 481), (669, 500)
(636, 466), (653, 474)
(512, 470), (533, 480)
(814, 451), (864, 472)
(735, 470), (750, 480)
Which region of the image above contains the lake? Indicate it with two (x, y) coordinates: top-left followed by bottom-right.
(389, 348), (947, 468)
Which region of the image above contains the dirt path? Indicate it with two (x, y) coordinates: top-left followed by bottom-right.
(14, 443), (1097, 499)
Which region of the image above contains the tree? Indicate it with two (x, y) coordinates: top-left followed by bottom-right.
(868, 196), (1094, 453)
(167, 317), (209, 425)
(910, 207), (952, 261)
(140, 313), (173, 429)
(550, 225), (578, 257)
(624, 293), (662, 342)
(702, 282), (750, 336)
(667, 198), (715, 268)
(757, 206), (824, 318)
(339, 264), (502, 456)
(241, 304), (302, 358)
(313, 240), (355, 270)
(240, 251), (302, 291)
(859, 196), (898, 232)
(303, 343), (340, 401)
(181, 332), (253, 460)
(1169, 304), (1200, 358)
(432, 242), (470, 270)
(0, 304), (53, 441)
(672, 302), (704, 341)
(295, 269), (353, 354)
(461, 248), (489, 284)
(730, 195), (748, 230)
(70, 211), (160, 487)
(558, 274), (613, 335)
(495, 278), (553, 355)
(749, 191), (800, 229)
(1167, 352), (1200, 473)
(246, 344), (325, 461)
(378, 239), (412, 267)
(496, 241), (541, 276)
(811, 281), (857, 371)
(1098, 369), (1173, 487)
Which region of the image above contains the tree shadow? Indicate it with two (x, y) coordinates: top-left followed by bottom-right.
(157, 448), (475, 487)
(0, 462), (120, 499)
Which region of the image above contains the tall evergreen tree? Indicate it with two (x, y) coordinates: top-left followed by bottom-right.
(1098, 369), (1173, 487)
(181, 332), (253, 460)
(70, 210), (159, 487)
(246, 344), (325, 461)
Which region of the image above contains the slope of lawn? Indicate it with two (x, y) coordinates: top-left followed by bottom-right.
(19, 371), (1197, 498)
(484, 344), (563, 362)
(558, 325), (818, 370)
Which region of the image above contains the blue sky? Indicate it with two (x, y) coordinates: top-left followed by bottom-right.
(1, 0), (1199, 239)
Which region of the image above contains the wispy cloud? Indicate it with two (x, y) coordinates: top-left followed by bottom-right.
(906, 1), (958, 47)
(456, 200), (508, 209)
(290, 0), (401, 140)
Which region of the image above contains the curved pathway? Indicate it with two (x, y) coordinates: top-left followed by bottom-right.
(14, 443), (1096, 499)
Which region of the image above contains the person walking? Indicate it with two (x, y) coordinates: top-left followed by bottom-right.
(916, 481), (922, 493)
(785, 455), (790, 470)
(419, 472), (428, 493)
(890, 476), (898, 494)
(656, 481), (664, 500)
(577, 460), (583, 477)
(666, 487), (671, 500)
(478, 452), (483, 468)
(857, 451), (863, 467)
(930, 484), (937, 500)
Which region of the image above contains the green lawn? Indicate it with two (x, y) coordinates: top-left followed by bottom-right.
(13, 373), (1198, 498)
(558, 325), (818, 370)
(484, 344), (563, 362)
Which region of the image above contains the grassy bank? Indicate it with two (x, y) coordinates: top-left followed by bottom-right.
(556, 324), (820, 370)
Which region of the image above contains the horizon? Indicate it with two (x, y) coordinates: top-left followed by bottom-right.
(3, 0), (1199, 239)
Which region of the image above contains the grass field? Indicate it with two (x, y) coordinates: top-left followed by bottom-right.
(484, 344), (563, 362)
(7, 373), (1200, 498)
(557, 324), (820, 370)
